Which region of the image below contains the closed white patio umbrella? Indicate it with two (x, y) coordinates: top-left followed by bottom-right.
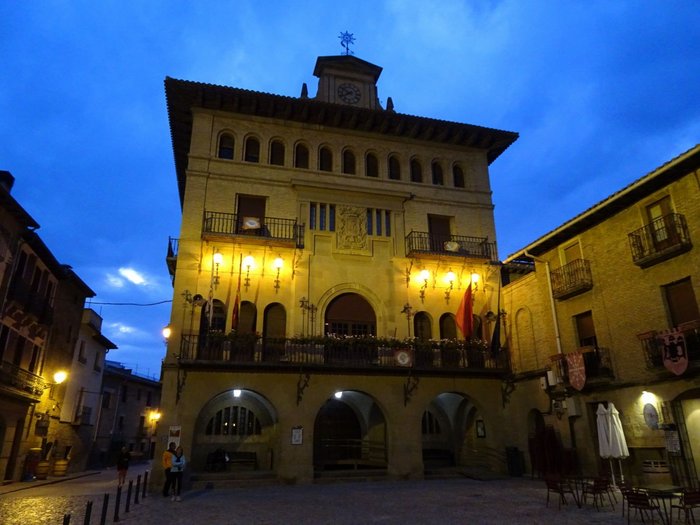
(596, 402), (629, 486)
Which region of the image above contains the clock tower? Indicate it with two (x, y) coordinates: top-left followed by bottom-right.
(312, 55), (383, 110)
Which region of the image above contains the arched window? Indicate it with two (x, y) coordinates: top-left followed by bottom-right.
(239, 301), (257, 334)
(319, 146), (333, 172)
(439, 313), (457, 339)
(325, 293), (376, 336)
(410, 159), (423, 183)
(295, 143), (309, 169)
(431, 161), (444, 185)
(244, 136), (260, 163)
(414, 312), (431, 340)
(453, 165), (465, 188)
(388, 155), (401, 180)
(269, 140), (285, 166)
(365, 153), (379, 177)
(200, 299), (227, 334)
(218, 133), (234, 159)
(342, 149), (356, 174)
(205, 405), (262, 436)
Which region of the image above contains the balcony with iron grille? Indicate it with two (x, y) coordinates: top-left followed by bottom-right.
(550, 259), (593, 300)
(0, 361), (46, 402)
(175, 334), (510, 377)
(550, 346), (615, 390)
(203, 211), (304, 249)
(405, 231), (497, 261)
(5, 278), (54, 327)
(638, 319), (700, 371)
(628, 213), (692, 268)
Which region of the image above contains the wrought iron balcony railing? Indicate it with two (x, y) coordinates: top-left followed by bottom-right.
(555, 347), (614, 384)
(405, 231), (497, 261)
(0, 361), (45, 400)
(203, 211), (304, 248)
(166, 237), (179, 281)
(177, 334), (510, 374)
(5, 278), (54, 326)
(638, 320), (700, 370)
(550, 259), (593, 300)
(628, 213), (692, 268)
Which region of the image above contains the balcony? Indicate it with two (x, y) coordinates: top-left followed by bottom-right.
(551, 347), (614, 388)
(638, 320), (700, 370)
(405, 231), (497, 261)
(166, 237), (178, 282)
(0, 361), (45, 401)
(203, 211), (304, 248)
(176, 334), (510, 376)
(550, 259), (593, 300)
(628, 213), (692, 268)
(5, 278), (54, 327)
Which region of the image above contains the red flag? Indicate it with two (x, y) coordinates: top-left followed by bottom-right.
(456, 283), (473, 339)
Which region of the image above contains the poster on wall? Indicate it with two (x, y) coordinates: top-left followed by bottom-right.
(168, 426), (182, 447)
(291, 426), (303, 445)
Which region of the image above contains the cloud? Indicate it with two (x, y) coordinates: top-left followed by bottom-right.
(119, 267), (147, 285)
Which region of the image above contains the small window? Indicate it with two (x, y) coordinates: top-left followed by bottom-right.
(664, 278), (700, 327)
(121, 386), (127, 403)
(310, 202), (335, 232)
(269, 140), (285, 165)
(366, 208), (391, 237)
(388, 155), (401, 180)
(102, 392), (111, 409)
(319, 146), (333, 171)
(295, 143), (309, 169)
(77, 340), (87, 364)
(431, 161), (444, 185)
(365, 153), (378, 177)
(575, 311), (597, 347)
(410, 159), (422, 183)
(453, 165), (465, 188)
(218, 133), (234, 159)
(244, 136), (260, 163)
(146, 390), (152, 407)
(342, 150), (356, 174)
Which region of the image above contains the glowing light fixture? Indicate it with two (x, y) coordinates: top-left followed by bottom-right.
(273, 257), (283, 292)
(419, 269), (430, 303)
(334, 391), (343, 399)
(243, 255), (254, 290)
(641, 390), (656, 404)
(444, 270), (455, 302)
(233, 389), (242, 398)
(471, 272), (480, 291)
(162, 325), (172, 341)
(53, 370), (68, 385)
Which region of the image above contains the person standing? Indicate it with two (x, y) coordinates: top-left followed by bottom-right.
(162, 441), (177, 497)
(116, 446), (131, 487)
(170, 445), (186, 502)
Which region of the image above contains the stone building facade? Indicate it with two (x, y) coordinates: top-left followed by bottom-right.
(159, 54), (519, 484)
(502, 145), (700, 486)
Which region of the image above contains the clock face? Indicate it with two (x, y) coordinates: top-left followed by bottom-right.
(337, 83), (361, 104)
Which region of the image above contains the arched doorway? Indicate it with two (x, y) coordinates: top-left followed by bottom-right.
(262, 303), (286, 361)
(439, 313), (457, 339)
(193, 389), (277, 472)
(197, 299), (227, 359)
(313, 391), (387, 472)
(324, 293), (376, 336)
(422, 393), (490, 473)
(414, 312), (432, 340)
(239, 301), (257, 334)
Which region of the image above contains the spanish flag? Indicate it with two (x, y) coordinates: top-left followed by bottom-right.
(456, 283), (473, 340)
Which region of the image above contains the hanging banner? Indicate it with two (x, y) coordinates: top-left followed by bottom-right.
(658, 328), (688, 376)
(566, 351), (586, 391)
(168, 426), (182, 447)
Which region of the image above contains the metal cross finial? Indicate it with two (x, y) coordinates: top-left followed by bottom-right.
(339, 31), (355, 55)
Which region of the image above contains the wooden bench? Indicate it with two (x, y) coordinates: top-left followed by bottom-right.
(227, 451), (257, 470)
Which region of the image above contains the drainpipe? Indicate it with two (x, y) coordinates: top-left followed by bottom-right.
(523, 250), (562, 356)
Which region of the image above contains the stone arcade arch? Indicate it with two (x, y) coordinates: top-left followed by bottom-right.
(192, 389), (278, 473)
(421, 392), (491, 472)
(313, 390), (387, 472)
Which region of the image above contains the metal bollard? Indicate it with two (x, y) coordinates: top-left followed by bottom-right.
(83, 500), (93, 525)
(113, 485), (122, 522)
(99, 493), (109, 525)
(142, 470), (148, 499)
(63, 514), (71, 524)
(125, 480), (133, 513)
(135, 474), (141, 504)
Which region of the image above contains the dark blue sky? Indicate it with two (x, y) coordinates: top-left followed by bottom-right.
(2, 1), (699, 376)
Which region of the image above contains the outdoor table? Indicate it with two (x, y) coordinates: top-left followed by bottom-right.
(641, 484), (683, 525)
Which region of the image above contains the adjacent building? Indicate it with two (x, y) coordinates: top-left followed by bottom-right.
(160, 54), (519, 484)
(502, 145), (700, 486)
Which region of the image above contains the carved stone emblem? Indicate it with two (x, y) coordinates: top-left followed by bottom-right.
(336, 205), (368, 252)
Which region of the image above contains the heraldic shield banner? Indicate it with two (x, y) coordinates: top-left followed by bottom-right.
(659, 328), (689, 376)
(566, 351), (586, 391)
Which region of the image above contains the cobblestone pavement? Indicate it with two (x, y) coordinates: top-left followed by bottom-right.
(0, 472), (634, 525)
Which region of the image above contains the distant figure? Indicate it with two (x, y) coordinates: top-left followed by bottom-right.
(162, 441), (177, 497)
(170, 445), (186, 502)
(116, 446), (131, 487)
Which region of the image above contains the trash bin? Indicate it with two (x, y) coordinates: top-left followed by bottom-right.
(642, 460), (671, 485)
(506, 446), (524, 477)
(23, 447), (42, 481)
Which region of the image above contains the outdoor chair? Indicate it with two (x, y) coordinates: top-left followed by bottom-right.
(583, 477), (616, 511)
(619, 482), (639, 518)
(545, 476), (574, 510)
(626, 490), (663, 525)
(672, 489), (700, 524)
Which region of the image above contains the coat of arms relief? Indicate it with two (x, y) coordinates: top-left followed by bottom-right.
(336, 205), (368, 253)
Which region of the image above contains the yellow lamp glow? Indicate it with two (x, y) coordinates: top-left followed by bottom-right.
(273, 257), (284, 269)
(445, 271), (456, 284)
(213, 250), (223, 265)
(53, 370), (68, 385)
(243, 255), (255, 269)
(162, 326), (172, 340)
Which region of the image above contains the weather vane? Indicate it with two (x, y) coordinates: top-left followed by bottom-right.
(339, 31), (355, 55)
